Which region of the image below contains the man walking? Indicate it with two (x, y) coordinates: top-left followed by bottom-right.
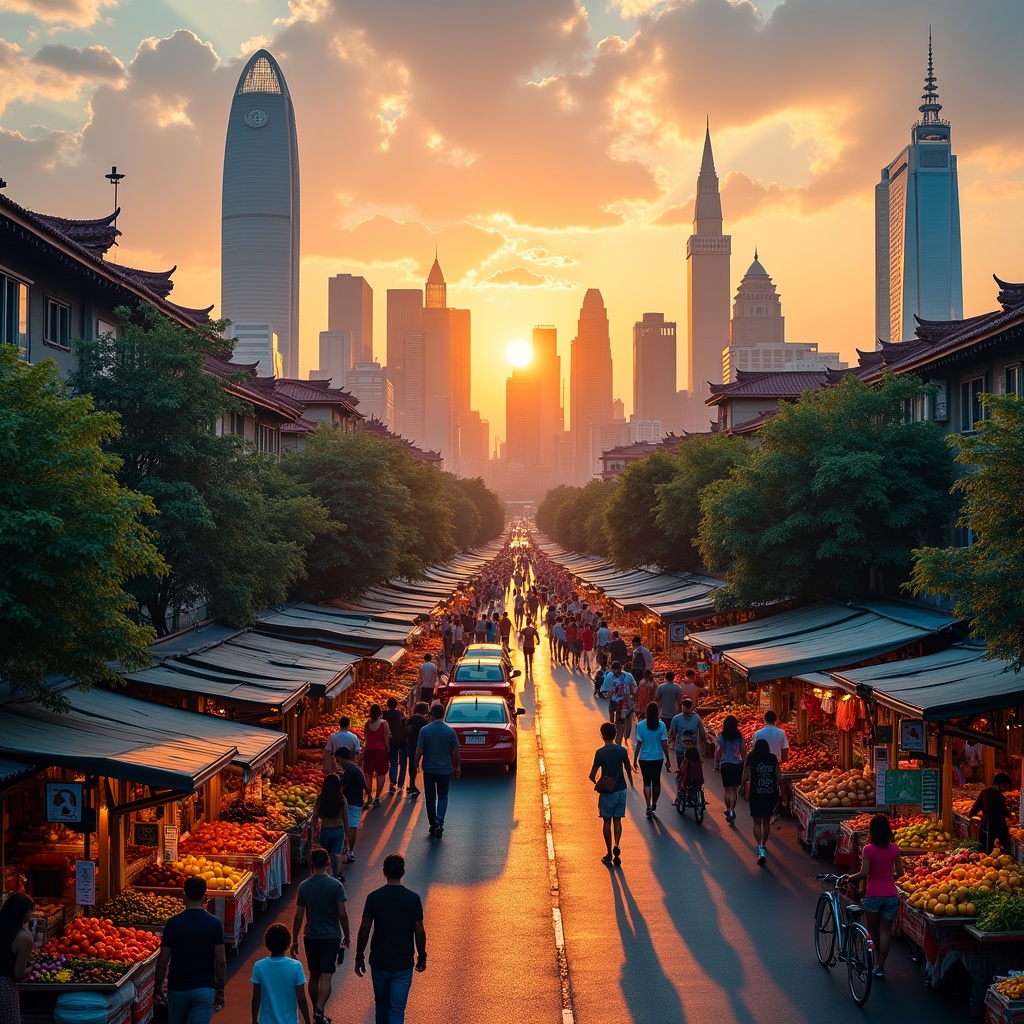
(655, 671), (683, 733)
(291, 848), (350, 1024)
(415, 654), (440, 707)
(155, 877), (226, 1024)
(335, 748), (371, 862)
(752, 709), (789, 764)
(412, 704), (461, 838)
(498, 611), (513, 652)
(354, 853), (426, 1024)
(322, 718), (361, 774)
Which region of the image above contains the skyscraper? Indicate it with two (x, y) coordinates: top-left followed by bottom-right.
(450, 307), (471, 473)
(532, 325), (565, 485)
(569, 289), (613, 483)
(875, 35), (963, 344)
(633, 312), (678, 428)
(386, 288), (423, 433)
(729, 252), (784, 348)
(222, 50), (300, 377)
(328, 274), (373, 363)
(421, 255), (452, 458)
(686, 121), (731, 411)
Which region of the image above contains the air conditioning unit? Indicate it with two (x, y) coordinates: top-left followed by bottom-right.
(929, 379), (948, 422)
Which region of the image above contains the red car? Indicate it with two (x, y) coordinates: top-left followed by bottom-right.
(443, 695), (525, 771)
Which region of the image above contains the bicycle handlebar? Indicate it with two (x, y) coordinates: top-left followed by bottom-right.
(816, 873), (849, 883)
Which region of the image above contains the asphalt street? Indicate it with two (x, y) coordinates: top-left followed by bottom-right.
(218, 624), (974, 1024)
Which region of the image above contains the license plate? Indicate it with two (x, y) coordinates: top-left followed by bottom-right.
(464, 735), (486, 745)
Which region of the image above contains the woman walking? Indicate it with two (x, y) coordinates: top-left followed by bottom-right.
(362, 704), (391, 808)
(633, 703), (670, 818)
(0, 892), (34, 1024)
(846, 814), (905, 979)
(312, 773), (350, 879)
(589, 722), (634, 866)
(714, 714), (746, 825)
(741, 738), (782, 865)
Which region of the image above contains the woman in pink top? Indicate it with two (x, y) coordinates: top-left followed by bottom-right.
(846, 814), (904, 979)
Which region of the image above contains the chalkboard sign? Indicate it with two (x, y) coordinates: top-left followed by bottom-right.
(921, 769), (940, 813)
(133, 822), (159, 847)
(885, 769), (923, 805)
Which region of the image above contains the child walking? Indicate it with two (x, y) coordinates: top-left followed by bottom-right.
(252, 925), (312, 1024)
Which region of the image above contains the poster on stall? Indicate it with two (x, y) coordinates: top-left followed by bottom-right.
(921, 769), (940, 813)
(45, 782), (83, 823)
(873, 746), (889, 806)
(669, 623), (687, 643)
(900, 719), (926, 753)
(75, 860), (95, 907)
(885, 769), (923, 806)
(163, 825), (179, 863)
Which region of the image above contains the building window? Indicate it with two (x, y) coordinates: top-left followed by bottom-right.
(44, 297), (71, 349)
(257, 423), (279, 455)
(959, 376), (987, 432)
(1005, 365), (1022, 397)
(1, 273), (29, 356)
(228, 412), (247, 437)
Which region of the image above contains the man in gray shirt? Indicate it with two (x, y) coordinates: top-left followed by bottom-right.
(412, 704), (461, 838)
(669, 700), (708, 769)
(654, 671), (682, 731)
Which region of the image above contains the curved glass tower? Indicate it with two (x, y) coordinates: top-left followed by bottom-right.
(222, 50), (300, 377)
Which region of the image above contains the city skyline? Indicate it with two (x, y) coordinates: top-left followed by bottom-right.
(1, 2), (1021, 431)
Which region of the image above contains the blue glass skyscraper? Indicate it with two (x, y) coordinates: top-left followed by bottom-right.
(874, 36), (963, 344)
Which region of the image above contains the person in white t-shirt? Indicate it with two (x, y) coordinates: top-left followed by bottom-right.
(323, 717), (362, 772)
(416, 654), (440, 706)
(752, 710), (789, 763)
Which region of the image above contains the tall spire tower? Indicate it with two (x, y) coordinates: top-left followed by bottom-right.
(686, 120), (732, 415)
(874, 33), (962, 344)
(221, 50), (300, 377)
(421, 253), (452, 458)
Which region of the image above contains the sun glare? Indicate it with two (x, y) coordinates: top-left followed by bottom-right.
(505, 339), (533, 368)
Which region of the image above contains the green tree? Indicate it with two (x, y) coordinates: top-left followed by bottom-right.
(603, 452), (682, 569)
(537, 485), (577, 538)
(0, 347), (163, 708)
(699, 373), (954, 609)
(389, 454), (457, 570)
(553, 479), (615, 555)
(72, 306), (324, 633)
(910, 392), (1024, 669)
(654, 434), (751, 572)
(455, 476), (505, 545)
(440, 473), (482, 550)
(285, 427), (421, 600)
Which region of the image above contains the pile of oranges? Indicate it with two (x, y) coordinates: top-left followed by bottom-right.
(41, 917), (160, 964)
(898, 845), (1023, 918)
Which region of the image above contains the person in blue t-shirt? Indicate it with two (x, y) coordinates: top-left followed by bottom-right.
(251, 925), (310, 1024)
(412, 705), (461, 838)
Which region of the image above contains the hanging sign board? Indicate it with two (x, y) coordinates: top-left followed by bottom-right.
(45, 782), (83, 823)
(163, 825), (179, 863)
(885, 769), (923, 806)
(75, 861), (96, 907)
(669, 623), (687, 643)
(900, 720), (926, 753)
(921, 769), (940, 814)
(133, 822), (159, 847)
(873, 746), (889, 806)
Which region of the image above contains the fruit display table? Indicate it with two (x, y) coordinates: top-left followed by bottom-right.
(899, 902), (1024, 1015)
(834, 819), (867, 868)
(986, 981), (1024, 1024)
(205, 832), (291, 905)
(133, 871), (254, 950)
(791, 790), (884, 856)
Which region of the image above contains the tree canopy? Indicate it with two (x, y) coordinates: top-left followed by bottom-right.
(72, 307), (330, 633)
(603, 451), (683, 570)
(700, 373), (955, 609)
(910, 392), (1024, 669)
(0, 347), (163, 707)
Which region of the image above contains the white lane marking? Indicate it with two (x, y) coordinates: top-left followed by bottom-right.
(534, 679), (576, 1024)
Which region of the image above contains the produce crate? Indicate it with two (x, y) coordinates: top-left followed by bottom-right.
(130, 953), (158, 1024)
(791, 791), (884, 856)
(986, 982), (1024, 1024)
(202, 833), (291, 903)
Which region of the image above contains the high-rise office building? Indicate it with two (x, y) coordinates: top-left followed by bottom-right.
(347, 362), (393, 425)
(450, 307), (471, 473)
(328, 274), (373, 363)
(686, 122), (731, 411)
(313, 329), (353, 385)
(422, 255), (452, 458)
(386, 288), (423, 433)
(569, 289), (613, 483)
(532, 325), (565, 486)
(875, 35), (963, 344)
(227, 322), (282, 378)
(506, 370), (542, 477)
(222, 50), (300, 377)
(633, 312), (678, 428)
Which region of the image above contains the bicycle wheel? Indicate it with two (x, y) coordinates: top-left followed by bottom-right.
(813, 895), (838, 967)
(675, 793), (685, 815)
(693, 788), (706, 825)
(846, 924), (874, 1006)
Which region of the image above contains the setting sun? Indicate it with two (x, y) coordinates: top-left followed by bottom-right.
(505, 339), (533, 368)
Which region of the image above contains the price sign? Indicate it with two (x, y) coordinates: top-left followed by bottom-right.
(163, 825), (179, 863)
(75, 860), (96, 907)
(921, 769), (940, 813)
(873, 746), (889, 806)
(133, 822), (159, 847)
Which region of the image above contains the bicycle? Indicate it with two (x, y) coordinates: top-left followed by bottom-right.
(674, 779), (706, 824)
(813, 873), (875, 1006)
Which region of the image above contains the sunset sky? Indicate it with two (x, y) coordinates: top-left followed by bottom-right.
(2, 0), (1023, 435)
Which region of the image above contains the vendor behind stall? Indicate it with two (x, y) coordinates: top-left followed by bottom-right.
(970, 772), (1013, 854)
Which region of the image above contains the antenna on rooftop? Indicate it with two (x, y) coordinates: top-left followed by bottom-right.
(105, 165), (125, 239)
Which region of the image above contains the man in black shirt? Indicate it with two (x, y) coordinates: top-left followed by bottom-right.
(334, 748), (371, 863)
(971, 771), (1013, 854)
(404, 702), (429, 798)
(354, 853), (426, 1024)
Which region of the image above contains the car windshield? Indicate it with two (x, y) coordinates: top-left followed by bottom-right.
(445, 702), (509, 725)
(453, 666), (505, 682)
